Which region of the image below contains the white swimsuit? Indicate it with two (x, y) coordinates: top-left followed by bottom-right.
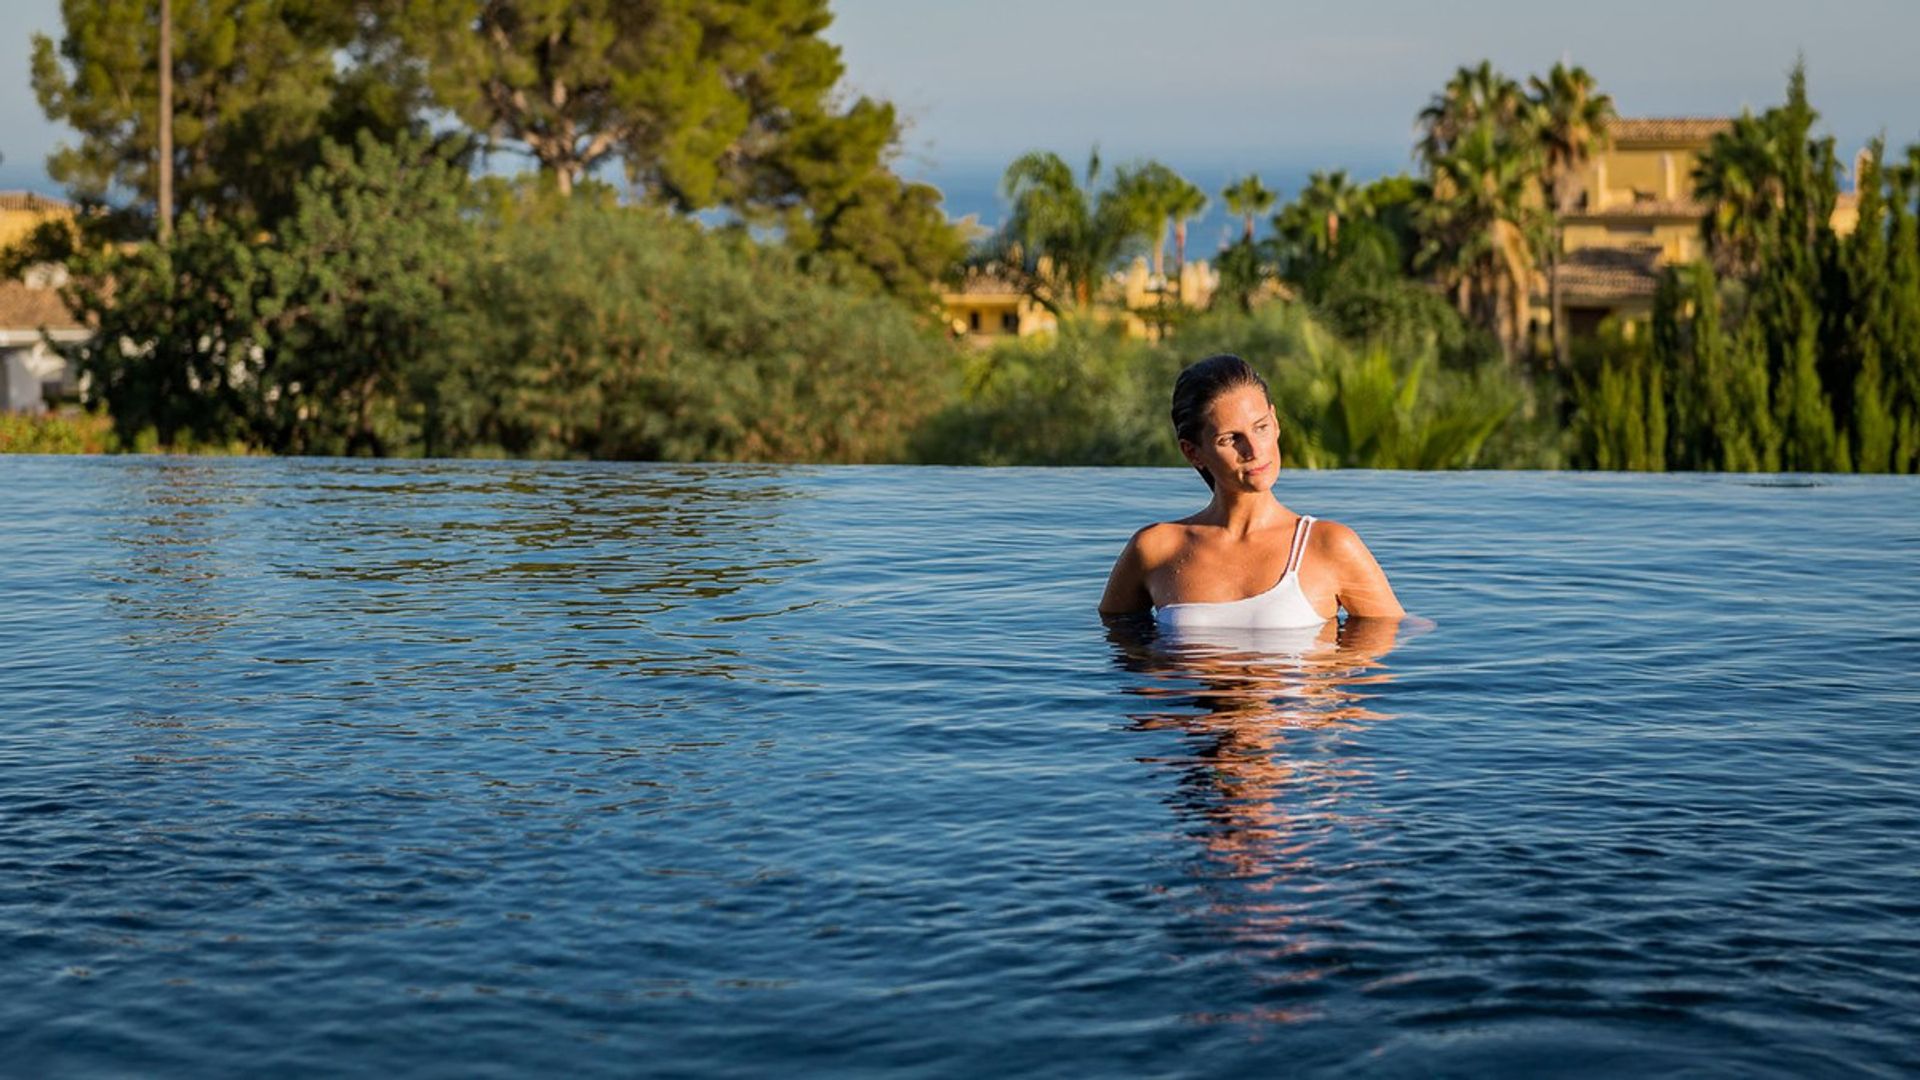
(1154, 515), (1330, 631)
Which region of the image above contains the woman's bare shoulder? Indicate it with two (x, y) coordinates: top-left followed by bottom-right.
(1126, 520), (1195, 564)
(1307, 516), (1362, 546)
(1305, 517), (1386, 570)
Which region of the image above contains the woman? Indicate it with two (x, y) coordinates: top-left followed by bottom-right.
(1099, 354), (1404, 627)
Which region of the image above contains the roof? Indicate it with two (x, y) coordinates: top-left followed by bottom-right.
(0, 281), (84, 331)
(1608, 118), (1733, 145)
(1555, 246), (1662, 302)
(944, 269), (1024, 298)
(1571, 197), (1710, 220)
(0, 192), (75, 214)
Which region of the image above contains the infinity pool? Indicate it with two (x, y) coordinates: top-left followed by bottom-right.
(3, 458), (1917, 1076)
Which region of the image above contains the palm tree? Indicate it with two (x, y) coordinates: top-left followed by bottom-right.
(1166, 172), (1208, 276)
(1526, 62), (1615, 366)
(1417, 61), (1524, 168)
(1107, 162), (1175, 280)
(1107, 161), (1204, 283)
(1221, 173), (1276, 243)
(1418, 122), (1540, 363)
(1001, 148), (1144, 310)
(1272, 170), (1367, 283)
(1693, 112), (1788, 278)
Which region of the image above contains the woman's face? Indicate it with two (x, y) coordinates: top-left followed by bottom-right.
(1181, 384), (1281, 492)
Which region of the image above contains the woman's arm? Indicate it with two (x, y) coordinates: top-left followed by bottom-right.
(1320, 521), (1405, 619)
(1098, 529), (1157, 615)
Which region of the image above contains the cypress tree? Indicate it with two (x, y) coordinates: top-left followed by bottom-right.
(1750, 65), (1846, 471)
(1651, 269), (1699, 467)
(1725, 281), (1781, 471)
(1843, 141), (1895, 471)
(1886, 149), (1920, 471)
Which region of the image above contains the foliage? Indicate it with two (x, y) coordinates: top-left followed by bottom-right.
(1525, 62), (1615, 367)
(1314, 274), (1501, 371)
(1569, 323), (1666, 470)
(994, 148), (1151, 311)
(917, 304), (1536, 470)
(1417, 61), (1525, 167)
(1415, 116), (1539, 364)
(61, 132), (471, 454)
(1612, 65), (1920, 474)
(781, 167), (968, 306)
(1108, 161), (1208, 278)
(32, 0), (428, 228)
(427, 202), (957, 461)
(912, 322), (1177, 467)
(1220, 174), (1276, 244)
(0, 411), (113, 454)
(58, 132), (954, 462)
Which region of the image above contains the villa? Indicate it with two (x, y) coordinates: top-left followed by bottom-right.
(1550, 117), (1861, 335)
(0, 193), (88, 412)
(941, 257), (1217, 346)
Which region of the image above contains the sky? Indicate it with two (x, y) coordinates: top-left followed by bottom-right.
(7, 0), (1920, 239)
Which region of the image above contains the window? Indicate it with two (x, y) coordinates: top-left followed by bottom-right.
(969, 311), (981, 332)
(1001, 312), (1019, 333)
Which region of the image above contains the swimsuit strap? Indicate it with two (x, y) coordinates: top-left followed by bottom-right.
(1283, 515), (1315, 577)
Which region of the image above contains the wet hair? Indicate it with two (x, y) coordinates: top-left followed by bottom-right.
(1170, 354), (1271, 489)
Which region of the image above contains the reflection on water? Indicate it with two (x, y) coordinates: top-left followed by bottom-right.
(1108, 616), (1404, 1025)
(5, 461), (1920, 1077)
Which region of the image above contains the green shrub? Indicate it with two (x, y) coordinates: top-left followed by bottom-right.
(425, 202), (957, 462)
(0, 411), (112, 454)
(916, 303), (1542, 469)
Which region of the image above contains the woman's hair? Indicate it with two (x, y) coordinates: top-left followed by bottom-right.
(1171, 354), (1271, 489)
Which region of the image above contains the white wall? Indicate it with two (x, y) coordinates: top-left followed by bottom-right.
(2, 339), (73, 412)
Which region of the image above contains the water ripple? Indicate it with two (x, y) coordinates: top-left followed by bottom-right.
(0, 459), (1915, 1076)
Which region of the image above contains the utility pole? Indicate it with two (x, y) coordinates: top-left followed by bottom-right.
(157, 0), (173, 241)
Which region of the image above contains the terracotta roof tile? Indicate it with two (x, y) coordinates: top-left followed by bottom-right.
(946, 270), (1024, 297)
(1572, 197), (1710, 220)
(1608, 118), (1733, 144)
(0, 281), (84, 331)
(0, 192), (75, 213)
(1555, 246), (1662, 301)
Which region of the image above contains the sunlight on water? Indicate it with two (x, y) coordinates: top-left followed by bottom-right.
(1, 458), (1916, 1076)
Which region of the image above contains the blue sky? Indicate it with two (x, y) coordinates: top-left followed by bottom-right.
(7, 0), (1920, 235)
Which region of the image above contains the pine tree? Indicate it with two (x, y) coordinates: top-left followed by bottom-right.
(32, 0), (427, 228)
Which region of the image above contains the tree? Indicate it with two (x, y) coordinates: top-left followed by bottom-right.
(61, 132), (475, 453)
(1166, 172), (1208, 276)
(1107, 161), (1203, 282)
(32, 0), (426, 229)
(998, 148), (1146, 311)
(1276, 170), (1365, 265)
(1221, 173), (1275, 244)
(1416, 123), (1540, 364)
(1417, 61), (1524, 168)
(1841, 140), (1895, 471)
(1694, 112), (1788, 278)
(254, 133), (477, 455)
(783, 168), (968, 306)
(392, 0), (864, 206)
(1526, 62), (1615, 368)
(1887, 147), (1920, 471)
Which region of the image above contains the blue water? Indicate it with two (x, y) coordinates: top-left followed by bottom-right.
(3, 459), (1918, 1077)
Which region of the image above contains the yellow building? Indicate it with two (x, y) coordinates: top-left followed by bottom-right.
(0, 192), (75, 256)
(0, 193), (87, 413)
(1552, 118), (1861, 335)
(940, 257), (1217, 345)
(940, 269), (1058, 344)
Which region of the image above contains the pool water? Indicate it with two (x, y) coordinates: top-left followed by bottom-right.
(3, 459), (1917, 1076)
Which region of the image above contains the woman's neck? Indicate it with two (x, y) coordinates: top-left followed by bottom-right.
(1202, 488), (1288, 538)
